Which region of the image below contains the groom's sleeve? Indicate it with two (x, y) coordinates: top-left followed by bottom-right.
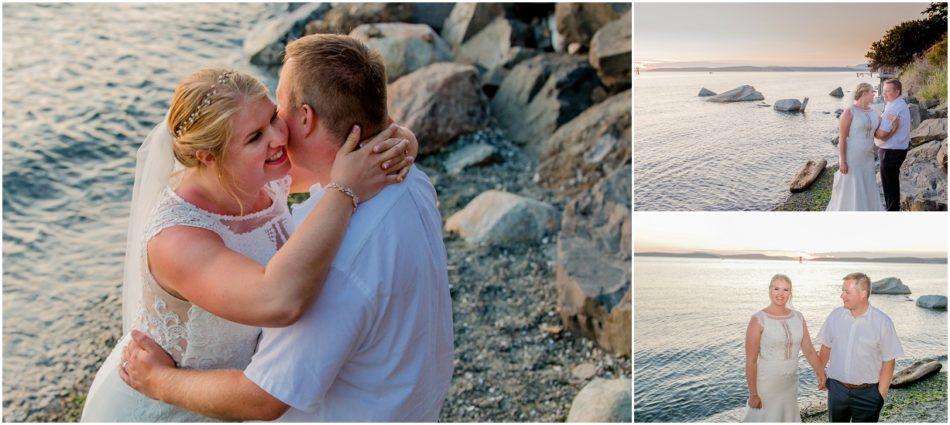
(816, 314), (833, 347)
(880, 317), (903, 361)
(878, 103), (895, 132)
(243, 266), (373, 413)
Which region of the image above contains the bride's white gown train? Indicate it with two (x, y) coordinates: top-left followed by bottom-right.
(80, 176), (293, 421)
(743, 309), (804, 423)
(826, 105), (885, 211)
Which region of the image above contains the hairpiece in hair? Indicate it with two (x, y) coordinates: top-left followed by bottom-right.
(174, 71), (234, 139)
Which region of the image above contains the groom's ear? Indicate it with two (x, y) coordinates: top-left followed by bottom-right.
(300, 103), (317, 138)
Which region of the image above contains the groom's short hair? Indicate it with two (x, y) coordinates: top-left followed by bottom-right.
(843, 272), (871, 294)
(884, 79), (902, 95)
(283, 34), (388, 143)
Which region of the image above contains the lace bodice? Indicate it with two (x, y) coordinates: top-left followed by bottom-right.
(133, 176), (294, 369)
(846, 105), (880, 170)
(753, 309), (804, 362)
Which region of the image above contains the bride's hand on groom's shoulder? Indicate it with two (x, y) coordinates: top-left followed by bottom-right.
(119, 330), (176, 400)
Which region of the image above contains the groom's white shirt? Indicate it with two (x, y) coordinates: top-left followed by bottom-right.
(243, 166), (454, 421)
(875, 96), (911, 150)
(817, 305), (903, 385)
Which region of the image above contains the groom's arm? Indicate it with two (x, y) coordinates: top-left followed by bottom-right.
(121, 331), (288, 421)
(878, 359), (895, 398)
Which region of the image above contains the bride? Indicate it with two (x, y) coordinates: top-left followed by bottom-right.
(743, 274), (825, 422)
(80, 68), (417, 421)
(826, 82), (899, 211)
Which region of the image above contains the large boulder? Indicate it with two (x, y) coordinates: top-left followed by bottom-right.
(303, 3), (413, 36)
(891, 359), (942, 387)
(830, 87), (844, 97)
(440, 3), (505, 49)
(454, 17), (531, 74)
(910, 118), (948, 148)
(916, 295), (948, 310)
(491, 54), (601, 152)
(589, 11), (631, 93)
(554, 3), (630, 50)
(567, 378), (632, 422)
(244, 3), (331, 69)
(774, 99), (803, 112)
(871, 277), (911, 295)
(698, 87), (717, 97)
(706, 85), (765, 102)
(789, 159), (827, 192)
(479, 47), (541, 98)
(350, 23), (453, 83)
(556, 165), (631, 356)
(444, 190), (559, 246)
(900, 139), (948, 211)
(388, 63), (488, 155)
(929, 102), (948, 119)
(538, 90), (631, 197)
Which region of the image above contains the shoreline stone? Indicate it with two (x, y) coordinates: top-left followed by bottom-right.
(871, 277), (912, 295)
(706, 85), (765, 103)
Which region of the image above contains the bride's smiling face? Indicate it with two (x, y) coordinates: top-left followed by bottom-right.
(769, 279), (791, 307)
(217, 95), (290, 190)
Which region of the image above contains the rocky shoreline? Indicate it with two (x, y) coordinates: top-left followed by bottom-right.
(802, 371), (947, 423)
(7, 3), (632, 422)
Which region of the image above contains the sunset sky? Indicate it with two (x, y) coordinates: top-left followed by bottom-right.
(635, 2), (934, 68)
(635, 213), (948, 258)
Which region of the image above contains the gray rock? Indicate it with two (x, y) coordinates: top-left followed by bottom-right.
(900, 139), (948, 211)
(440, 3), (505, 48)
(303, 3), (413, 36)
(910, 118), (948, 148)
(572, 362), (598, 381)
(774, 98), (803, 112)
(830, 87), (844, 97)
(350, 23), (453, 83)
(916, 295), (947, 310)
(706, 85), (765, 102)
(871, 277), (912, 295)
(556, 166), (631, 356)
(566, 378), (632, 422)
(698, 87), (717, 97)
(479, 47), (541, 98)
(789, 159), (827, 192)
(408, 3), (455, 33)
(891, 359), (942, 387)
(589, 11), (631, 92)
(454, 17), (531, 74)
(909, 103), (922, 130)
(835, 108), (844, 118)
(538, 90), (631, 197)
(491, 54), (600, 152)
(244, 3), (331, 69)
(444, 190), (560, 245)
(554, 3), (630, 49)
(444, 143), (497, 174)
(929, 102), (948, 119)
(388, 63), (488, 155)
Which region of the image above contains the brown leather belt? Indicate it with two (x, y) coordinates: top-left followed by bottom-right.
(839, 381), (876, 390)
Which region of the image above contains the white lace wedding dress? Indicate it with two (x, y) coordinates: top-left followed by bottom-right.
(826, 105), (885, 211)
(80, 176), (293, 422)
(743, 309), (804, 423)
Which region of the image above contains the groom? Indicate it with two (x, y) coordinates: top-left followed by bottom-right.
(817, 272), (903, 422)
(120, 34), (454, 420)
(874, 79), (911, 211)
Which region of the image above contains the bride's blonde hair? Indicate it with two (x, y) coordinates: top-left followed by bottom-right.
(854, 82), (874, 101)
(167, 67), (268, 212)
(769, 274), (794, 309)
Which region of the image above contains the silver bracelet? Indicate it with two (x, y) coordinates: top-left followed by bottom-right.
(327, 182), (359, 212)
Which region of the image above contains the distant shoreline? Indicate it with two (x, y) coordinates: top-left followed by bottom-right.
(635, 252), (947, 265)
(640, 66), (868, 73)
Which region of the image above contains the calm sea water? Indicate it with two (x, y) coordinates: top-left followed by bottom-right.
(3, 2), (281, 409)
(634, 256), (948, 422)
(635, 71), (882, 211)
